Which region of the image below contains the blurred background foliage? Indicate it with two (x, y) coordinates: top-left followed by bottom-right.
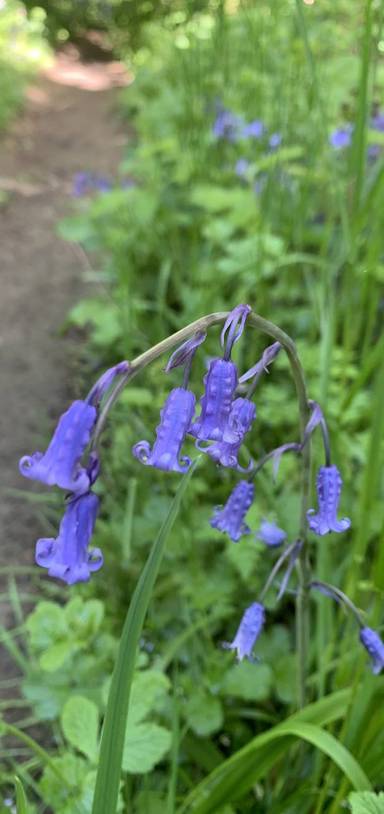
(1, 0), (384, 812)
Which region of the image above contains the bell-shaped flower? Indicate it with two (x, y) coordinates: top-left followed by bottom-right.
(132, 387), (195, 473)
(359, 627), (384, 674)
(200, 397), (256, 471)
(307, 465), (351, 536)
(210, 480), (255, 542)
(223, 602), (265, 661)
(190, 358), (238, 442)
(239, 341), (281, 386)
(256, 521), (286, 547)
(220, 304), (251, 360)
(19, 400), (97, 495)
(35, 492), (102, 585)
(86, 361), (130, 406)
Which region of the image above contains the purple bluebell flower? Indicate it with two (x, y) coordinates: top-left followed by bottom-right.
(371, 112), (384, 132)
(35, 492), (102, 585)
(86, 361), (130, 406)
(269, 132), (282, 149)
(19, 401), (97, 495)
(212, 109), (244, 142)
(190, 359), (238, 442)
(223, 602), (265, 661)
(210, 480), (255, 542)
(200, 397), (256, 471)
(132, 387), (195, 473)
(220, 304), (251, 360)
(256, 521), (286, 547)
(235, 158), (250, 177)
(329, 126), (353, 149)
(242, 120), (264, 139)
(239, 342), (281, 385)
(72, 172), (111, 197)
(165, 332), (206, 372)
(359, 627), (384, 674)
(307, 465), (351, 535)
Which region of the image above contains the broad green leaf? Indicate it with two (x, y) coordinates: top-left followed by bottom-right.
(40, 642), (72, 672)
(64, 598), (104, 641)
(221, 661), (273, 702)
(122, 722), (171, 773)
(26, 602), (67, 652)
(127, 670), (170, 727)
(14, 777), (28, 814)
(39, 754), (91, 814)
(61, 696), (99, 763)
(92, 462), (197, 814)
(184, 691), (224, 737)
(349, 792), (384, 814)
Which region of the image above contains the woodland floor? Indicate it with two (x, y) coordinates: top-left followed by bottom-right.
(0, 44), (128, 629)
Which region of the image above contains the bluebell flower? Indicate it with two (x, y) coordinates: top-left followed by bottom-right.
(239, 342), (281, 385)
(329, 126), (353, 149)
(210, 480), (255, 542)
(72, 172), (111, 197)
(235, 158), (250, 177)
(220, 304), (251, 360)
(86, 361), (130, 406)
(190, 359), (238, 442)
(200, 397), (256, 471)
(164, 332), (206, 372)
(242, 120), (264, 139)
(223, 602), (265, 661)
(269, 132), (282, 149)
(212, 109), (244, 142)
(359, 627), (384, 674)
(371, 112), (384, 132)
(19, 400), (97, 495)
(307, 465), (351, 535)
(133, 387), (195, 473)
(35, 492), (102, 584)
(256, 521), (286, 547)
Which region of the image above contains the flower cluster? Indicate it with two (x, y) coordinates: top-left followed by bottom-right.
(330, 111), (384, 160)
(72, 171), (135, 197)
(19, 362), (129, 584)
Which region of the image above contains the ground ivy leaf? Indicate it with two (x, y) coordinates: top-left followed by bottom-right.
(122, 723), (171, 773)
(184, 691), (223, 736)
(221, 661), (273, 701)
(61, 695), (99, 763)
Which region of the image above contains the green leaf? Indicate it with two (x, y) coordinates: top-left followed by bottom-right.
(221, 661), (273, 702)
(178, 689), (369, 813)
(91, 462), (197, 814)
(349, 792), (384, 814)
(26, 601), (67, 652)
(40, 642), (72, 672)
(122, 722), (171, 773)
(61, 696), (99, 763)
(184, 691), (224, 737)
(38, 754), (91, 814)
(127, 670), (170, 727)
(14, 777), (28, 814)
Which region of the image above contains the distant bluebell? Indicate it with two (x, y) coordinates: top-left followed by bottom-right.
(223, 602), (265, 661)
(360, 627), (384, 674)
(133, 387), (195, 473)
(256, 521), (286, 547)
(212, 109), (244, 142)
(371, 112), (384, 132)
(269, 133), (282, 149)
(35, 492), (102, 585)
(329, 126), (353, 149)
(72, 172), (112, 197)
(307, 465), (351, 535)
(242, 120), (264, 139)
(235, 158), (251, 177)
(210, 479), (254, 542)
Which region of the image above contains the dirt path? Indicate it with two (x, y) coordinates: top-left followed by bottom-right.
(0, 47), (129, 585)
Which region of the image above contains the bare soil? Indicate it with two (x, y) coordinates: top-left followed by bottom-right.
(0, 46), (129, 599)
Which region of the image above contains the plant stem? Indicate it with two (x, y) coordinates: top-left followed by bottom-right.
(91, 309), (311, 705)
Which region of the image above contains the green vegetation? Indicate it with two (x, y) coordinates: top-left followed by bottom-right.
(1, 1), (384, 812)
(0, 1), (47, 129)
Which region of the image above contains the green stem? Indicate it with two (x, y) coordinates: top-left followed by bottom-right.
(91, 309), (311, 705)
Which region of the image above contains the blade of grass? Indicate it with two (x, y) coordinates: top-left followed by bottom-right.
(91, 460), (198, 814)
(14, 776), (28, 814)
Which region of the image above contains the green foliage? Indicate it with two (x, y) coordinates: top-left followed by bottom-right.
(0, 1), (47, 130)
(349, 793), (384, 814)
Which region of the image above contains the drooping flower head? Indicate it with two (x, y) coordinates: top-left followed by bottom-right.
(86, 361), (130, 407)
(359, 627), (384, 674)
(35, 492), (102, 585)
(132, 387), (195, 473)
(223, 602), (265, 661)
(256, 521), (286, 547)
(201, 397), (256, 471)
(307, 465), (351, 536)
(210, 480), (255, 542)
(19, 400), (97, 495)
